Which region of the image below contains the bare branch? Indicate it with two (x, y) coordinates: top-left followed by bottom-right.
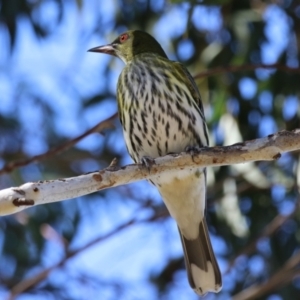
(225, 200), (300, 274)
(2, 62), (298, 175)
(2, 63), (297, 175)
(8, 207), (167, 299)
(0, 129), (299, 216)
(193, 63), (300, 79)
(0, 113), (117, 175)
(232, 251), (300, 300)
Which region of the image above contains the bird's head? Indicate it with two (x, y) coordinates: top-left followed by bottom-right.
(88, 30), (168, 64)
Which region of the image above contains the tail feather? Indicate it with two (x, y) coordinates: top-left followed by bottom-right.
(179, 219), (222, 296)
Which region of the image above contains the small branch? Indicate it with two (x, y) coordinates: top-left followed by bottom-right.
(232, 251), (300, 300)
(0, 113), (117, 175)
(225, 200), (300, 274)
(8, 208), (167, 299)
(193, 63), (300, 79)
(2, 63), (298, 174)
(0, 129), (299, 216)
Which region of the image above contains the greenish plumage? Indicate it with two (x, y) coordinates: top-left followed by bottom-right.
(117, 52), (209, 162)
(89, 30), (222, 296)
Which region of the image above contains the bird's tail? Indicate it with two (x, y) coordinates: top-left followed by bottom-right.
(179, 219), (222, 296)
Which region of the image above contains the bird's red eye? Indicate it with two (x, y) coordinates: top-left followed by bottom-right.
(120, 33), (129, 43)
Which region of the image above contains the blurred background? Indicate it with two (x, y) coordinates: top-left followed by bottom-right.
(0, 0), (300, 299)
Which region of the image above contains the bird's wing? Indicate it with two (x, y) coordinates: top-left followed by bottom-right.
(173, 61), (206, 121)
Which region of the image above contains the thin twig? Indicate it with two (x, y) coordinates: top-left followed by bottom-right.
(224, 200), (300, 274)
(0, 113), (118, 175)
(232, 251), (300, 300)
(2, 63), (299, 174)
(8, 207), (167, 299)
(193, 63), (300, 79)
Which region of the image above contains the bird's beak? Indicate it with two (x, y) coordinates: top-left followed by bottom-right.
(88, 44), (116, 56)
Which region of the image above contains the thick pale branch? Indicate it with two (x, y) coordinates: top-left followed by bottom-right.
(0, 129), (299, 216)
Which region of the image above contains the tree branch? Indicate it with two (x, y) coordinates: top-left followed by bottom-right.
(2, 63), (298, 175)
(224, 200), (300, 274)
(0, 113), (117, 175)
(232, 251), (300, 300)
(0, 129), (299, 216)
(193, 63), (300, 79)
(8, 208), (167, 299)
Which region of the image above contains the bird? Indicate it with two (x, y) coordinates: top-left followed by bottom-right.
(88, 30), (222, 296)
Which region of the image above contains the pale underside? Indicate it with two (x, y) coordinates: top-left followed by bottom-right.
(117, 53), (221, 295)
(118, 54), (208, 238)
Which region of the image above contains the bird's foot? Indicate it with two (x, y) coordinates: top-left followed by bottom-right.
(185, 146), (205, 162)
(141, 156), (156, 172)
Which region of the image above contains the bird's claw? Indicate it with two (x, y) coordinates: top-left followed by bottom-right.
(141, 156), (156, 172)
(185, 146), (203, 162)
